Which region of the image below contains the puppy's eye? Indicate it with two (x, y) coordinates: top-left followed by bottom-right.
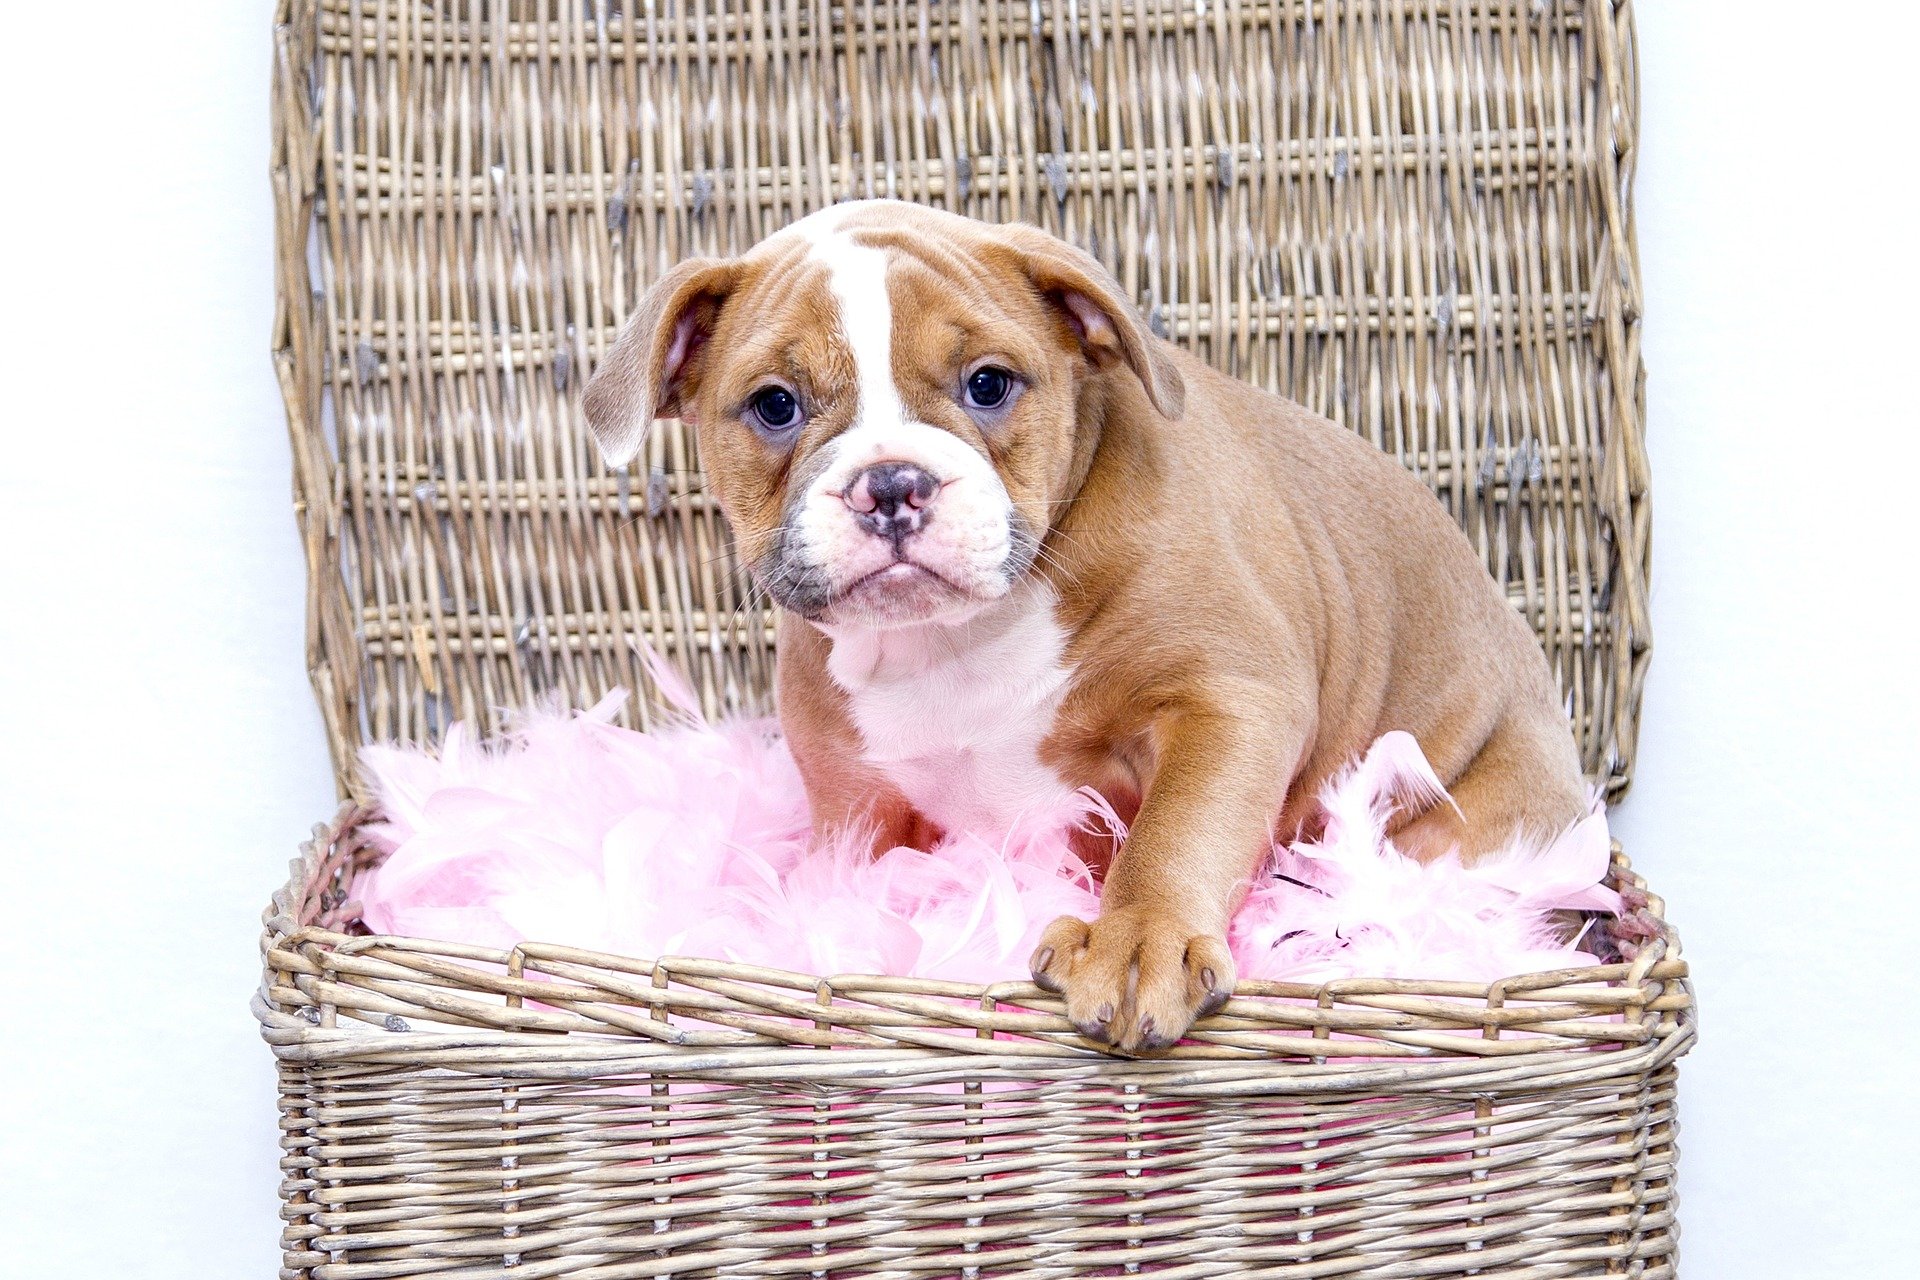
(749, 386), (803, 432)
(964, 366), (1014, 411)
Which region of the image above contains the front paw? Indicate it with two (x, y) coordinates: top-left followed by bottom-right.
(1028, 906), (1235, 1054)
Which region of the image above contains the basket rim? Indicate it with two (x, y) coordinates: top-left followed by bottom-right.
(257, 804), (1693, 1074)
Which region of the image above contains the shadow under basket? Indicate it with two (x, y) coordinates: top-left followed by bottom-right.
(258, 0), (1689, 1273)
(260, 807), (1691, 1277)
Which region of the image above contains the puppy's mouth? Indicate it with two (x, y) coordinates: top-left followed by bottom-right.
(824, 556), (982, 625)
(755, 540), (995, 628)
(754, 501), (1038, 627)
(842, 558), (961, 597)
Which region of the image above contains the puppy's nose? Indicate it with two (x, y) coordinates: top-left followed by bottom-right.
(846, 462), (938, 540)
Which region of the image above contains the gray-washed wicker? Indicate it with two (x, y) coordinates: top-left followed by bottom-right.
(259, 2), (1689, 1276)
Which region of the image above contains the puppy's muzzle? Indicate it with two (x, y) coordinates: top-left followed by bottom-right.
(845, 461), (939, 546)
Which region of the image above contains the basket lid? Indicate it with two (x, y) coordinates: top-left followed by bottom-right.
(272, 0), (1649, 800)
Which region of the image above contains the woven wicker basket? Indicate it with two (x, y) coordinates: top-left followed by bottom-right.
(258, 1), (1692, 1275)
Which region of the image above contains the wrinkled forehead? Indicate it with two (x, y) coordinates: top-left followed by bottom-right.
(715, 206), (1050, 390)
(694, 235), (839, 383)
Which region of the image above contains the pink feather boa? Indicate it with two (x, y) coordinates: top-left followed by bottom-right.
(357, 680), (1621, 986)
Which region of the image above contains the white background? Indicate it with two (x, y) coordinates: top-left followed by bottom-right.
(2, 2), (1915, 1275)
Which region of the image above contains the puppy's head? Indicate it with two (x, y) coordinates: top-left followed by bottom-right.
(583, 201), (1182, 630)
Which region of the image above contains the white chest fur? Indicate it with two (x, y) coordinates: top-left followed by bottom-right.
(822, 580), (1076, 839)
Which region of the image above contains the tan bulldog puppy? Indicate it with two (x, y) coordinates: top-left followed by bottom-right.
(583, 200), (1589, 1053)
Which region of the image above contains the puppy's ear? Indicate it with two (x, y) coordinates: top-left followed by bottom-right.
(582, 257), (738, 467)
(998, 228), (1184, 421)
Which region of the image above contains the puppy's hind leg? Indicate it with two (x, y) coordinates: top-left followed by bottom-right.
(1392, 710), (1589, 864)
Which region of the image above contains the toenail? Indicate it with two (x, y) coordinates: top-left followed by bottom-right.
(1201, 967), (1217, 992)
(1033, 946), (1053, 972)
(1096, 1002), (1114, 1024)
(1139, 1015), (1155, 1038)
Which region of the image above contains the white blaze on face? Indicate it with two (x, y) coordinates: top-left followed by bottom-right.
(800, 210), (908, 432)
(778, 204), (1018, 626)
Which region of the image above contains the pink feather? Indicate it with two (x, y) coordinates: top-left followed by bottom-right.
(357, 694), (1620, 987)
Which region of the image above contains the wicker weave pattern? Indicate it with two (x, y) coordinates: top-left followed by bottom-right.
(273, 0), (1650, 798)
(263, 3), (1686, 1276)
(262, 807), (1689, 1277)
(269, 1066), (1679, 1276)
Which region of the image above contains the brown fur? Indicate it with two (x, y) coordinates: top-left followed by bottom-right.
(584, 202), (1588, 1055)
